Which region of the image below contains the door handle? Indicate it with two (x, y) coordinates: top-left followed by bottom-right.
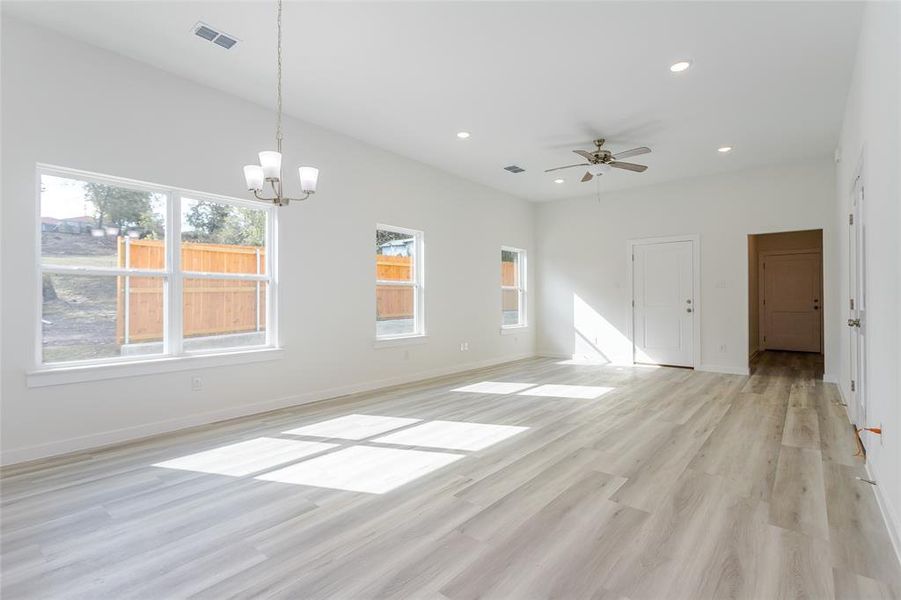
(848, 318), (861, 327)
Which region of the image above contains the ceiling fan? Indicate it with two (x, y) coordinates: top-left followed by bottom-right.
(545, 139), (651, 182)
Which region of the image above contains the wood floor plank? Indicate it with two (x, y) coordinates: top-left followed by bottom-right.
(782, 406), (821, 449)
(769, 445), (830, 539)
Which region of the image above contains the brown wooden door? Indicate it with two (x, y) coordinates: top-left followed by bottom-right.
(762, 252), (821, 352)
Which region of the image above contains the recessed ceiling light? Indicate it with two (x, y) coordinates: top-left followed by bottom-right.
(456, 131), (471, 139)
(553, 178), (565, 184)
(718, 146), (733, 153)
(670, 60), (691, 73)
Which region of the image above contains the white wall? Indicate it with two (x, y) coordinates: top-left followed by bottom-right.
(0, 17), (535, 465)
(834, 1), (901, 555)
(535, 159), (838, 376)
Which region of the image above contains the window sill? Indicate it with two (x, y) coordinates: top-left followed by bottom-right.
(500, 326), (529, 335)
(26, 347), (285, 388)
(373, 335), (429, 349)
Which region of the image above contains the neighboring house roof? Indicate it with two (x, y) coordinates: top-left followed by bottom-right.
(41, 217), (61, 224)
(64, 216), (95, 223)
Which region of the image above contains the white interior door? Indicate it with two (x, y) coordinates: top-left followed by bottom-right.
(849, 176), (867, 430)
(761, 252), (822, 352)
(632, 240), (694, 367)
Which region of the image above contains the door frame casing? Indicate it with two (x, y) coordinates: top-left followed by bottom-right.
(848, 160), (867, 429)
(628, 234), (701, 368)
(757, 248), (824, 353)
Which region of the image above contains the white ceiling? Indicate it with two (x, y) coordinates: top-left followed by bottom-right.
(4, 1), (862, 201)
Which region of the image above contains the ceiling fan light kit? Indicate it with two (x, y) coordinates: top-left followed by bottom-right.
(243, 0), (319, 206)
(545, 138), (650, 183)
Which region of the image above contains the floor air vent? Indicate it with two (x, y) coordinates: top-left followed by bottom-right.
(504, 165), (526, 173)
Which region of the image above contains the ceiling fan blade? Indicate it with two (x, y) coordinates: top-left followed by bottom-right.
(581, 171), (594, 182)
(613, 146), (651, 160)
(573, 150), (596, 161)
(609, 161), (648, 173)
(544, 163), (590, 173)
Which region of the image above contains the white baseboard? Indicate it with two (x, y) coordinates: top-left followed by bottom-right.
(823, 372), (839, 384)
(865, 461), (901, 574)
(697, 364), (751, 376)
(539, 354), (751, 376)
(0, 352), (535, 467)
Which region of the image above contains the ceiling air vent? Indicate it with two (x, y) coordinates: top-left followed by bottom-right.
(504, 165), (526, 174)
(192, 22), (240, 50)
(213, 35), (238, 49)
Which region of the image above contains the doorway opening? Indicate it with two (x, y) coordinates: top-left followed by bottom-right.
(747, 229), (824, 377)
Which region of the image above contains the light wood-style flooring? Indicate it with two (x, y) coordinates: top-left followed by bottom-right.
(2, 353), (900, 599)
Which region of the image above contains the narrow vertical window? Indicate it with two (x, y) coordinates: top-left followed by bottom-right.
(501, 247), (526, 328)
(376, 225), (423, 339)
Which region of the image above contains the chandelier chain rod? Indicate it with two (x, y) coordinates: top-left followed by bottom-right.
(276, 0), (283, 153)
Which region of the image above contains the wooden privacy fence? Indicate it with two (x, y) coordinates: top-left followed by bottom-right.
(376, 255), (413, 320)
(116, 238), (266, 344)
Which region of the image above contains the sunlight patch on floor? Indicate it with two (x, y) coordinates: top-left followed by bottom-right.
(255, 446), (464, 494)
(283, 414), (420, 440)
(153, 438), (336, 476)
(451, 381), (536, 394)
(373, 420), (528, 451)
(518, 384), (614, 399)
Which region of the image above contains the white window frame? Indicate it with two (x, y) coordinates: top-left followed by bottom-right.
(501, 246), (527, 330)
(32, 164), (279, 381)
(375, 224), (425, 342)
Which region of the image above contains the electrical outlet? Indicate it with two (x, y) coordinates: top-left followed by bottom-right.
(719, 344), (727, 353)
(191, 376), (203, 392)
(464, 342), (469, 351)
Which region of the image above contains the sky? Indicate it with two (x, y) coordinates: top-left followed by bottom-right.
(40, 175), (94, 220)
(40, 174), (194, 232)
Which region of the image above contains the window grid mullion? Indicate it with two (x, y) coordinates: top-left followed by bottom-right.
(167, 191), (183, 356)
(40, 265), (168, 278)
(181, 271), (270, 282)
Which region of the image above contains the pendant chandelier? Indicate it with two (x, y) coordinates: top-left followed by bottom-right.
(243, 0), (319, 206)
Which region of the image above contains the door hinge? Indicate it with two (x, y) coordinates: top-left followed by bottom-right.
(631, 300), (635, 307)
(763, 298), (766, 306)
(850, 298), (855, 310)
(849, 213), (854, 225)
(763, 335), (767, 342)
(631, 254), (635, 261)
(851, 380), (856, 392)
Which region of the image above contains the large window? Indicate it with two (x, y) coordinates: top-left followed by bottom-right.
(375, 225), (423, 339)
(501, 247), (526, 328)
(38, 166), (275, 366)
